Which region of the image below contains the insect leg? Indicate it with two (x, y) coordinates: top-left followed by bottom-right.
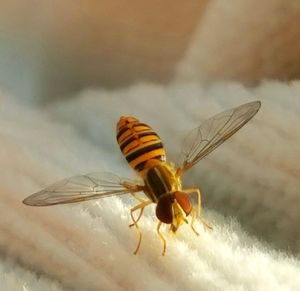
(130, 192), (147, 203)
(184, 188), (213, 231)
(157, 221), (166, 256)
(129, 207), (145, 227)
(130, 200), (152, 255)
(129, 193), (148, 227)
(190, 208), (199, 236)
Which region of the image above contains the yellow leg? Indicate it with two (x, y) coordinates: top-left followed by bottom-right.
(129, 193), (148, 227)
(129, 206), (145, 227)
(157, 221), (166, 256)
(130, 200), (152, 255)
(184, 188), (213, 231)
(190, 208), (199, 236)
(131, 192), (146, 203)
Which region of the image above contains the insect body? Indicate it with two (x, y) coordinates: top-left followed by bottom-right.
(23, 101), (261, 255)
(116, 117), (166, 173)
(116, 117), (201, 253)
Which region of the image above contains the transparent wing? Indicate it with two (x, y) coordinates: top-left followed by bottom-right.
(23, 172), (144, 206)
(177, 101), (261, 175)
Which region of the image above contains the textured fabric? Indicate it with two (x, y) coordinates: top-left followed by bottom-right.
(0, 81), (300, 290)
(1, 1), (300, 290)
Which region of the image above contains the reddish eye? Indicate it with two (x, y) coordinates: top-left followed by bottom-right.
(174, 191), (192, 215)
(156, 195), (174, 224)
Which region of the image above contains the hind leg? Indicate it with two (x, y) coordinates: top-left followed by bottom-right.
(130, 200), (152, 254)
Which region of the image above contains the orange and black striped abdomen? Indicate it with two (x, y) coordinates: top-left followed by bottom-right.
(116, 117), (166, 173)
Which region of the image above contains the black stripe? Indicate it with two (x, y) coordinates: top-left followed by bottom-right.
(117, 123), (149, 141)
(117, 126), (129, 141)
(126, 142), (163, 163)
(133, 123), (149, 128)
(134, 155), (165, 171)
(120, 131), (159, 151)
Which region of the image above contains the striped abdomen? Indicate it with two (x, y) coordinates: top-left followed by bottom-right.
(116, 116), (166, 173)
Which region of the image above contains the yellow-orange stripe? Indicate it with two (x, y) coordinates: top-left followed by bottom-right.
(123, 139), (161, 155)
(129, 148), (166, 168)
(122, 134), (160, 153)
(133, 125), (150, 132)
(118, 129), (132, 143)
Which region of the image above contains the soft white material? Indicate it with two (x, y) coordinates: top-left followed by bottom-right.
(0, 82), (300, 290)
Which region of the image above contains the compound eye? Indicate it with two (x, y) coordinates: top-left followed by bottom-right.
(156, 195), (173, 224)
(174, 191), (192, 215)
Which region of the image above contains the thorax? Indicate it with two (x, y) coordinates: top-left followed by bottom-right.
(142, 160), (181, 203)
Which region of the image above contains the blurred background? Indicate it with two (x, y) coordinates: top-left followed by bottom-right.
(0, 0), (300, 101)
(0, 1), (300, 290)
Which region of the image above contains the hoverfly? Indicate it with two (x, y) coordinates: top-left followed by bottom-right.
(23, 101), (261, 255)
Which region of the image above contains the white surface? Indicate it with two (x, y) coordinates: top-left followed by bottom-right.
(0, 81), (300, 290)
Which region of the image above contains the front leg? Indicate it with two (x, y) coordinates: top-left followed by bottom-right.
(157, 221), (167, 256)
(184, 188), (213, 232)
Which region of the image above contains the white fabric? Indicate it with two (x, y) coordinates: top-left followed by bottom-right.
(0, 81), (300, 290)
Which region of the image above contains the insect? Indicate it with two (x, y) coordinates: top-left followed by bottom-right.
(23, 101), (261, 255)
